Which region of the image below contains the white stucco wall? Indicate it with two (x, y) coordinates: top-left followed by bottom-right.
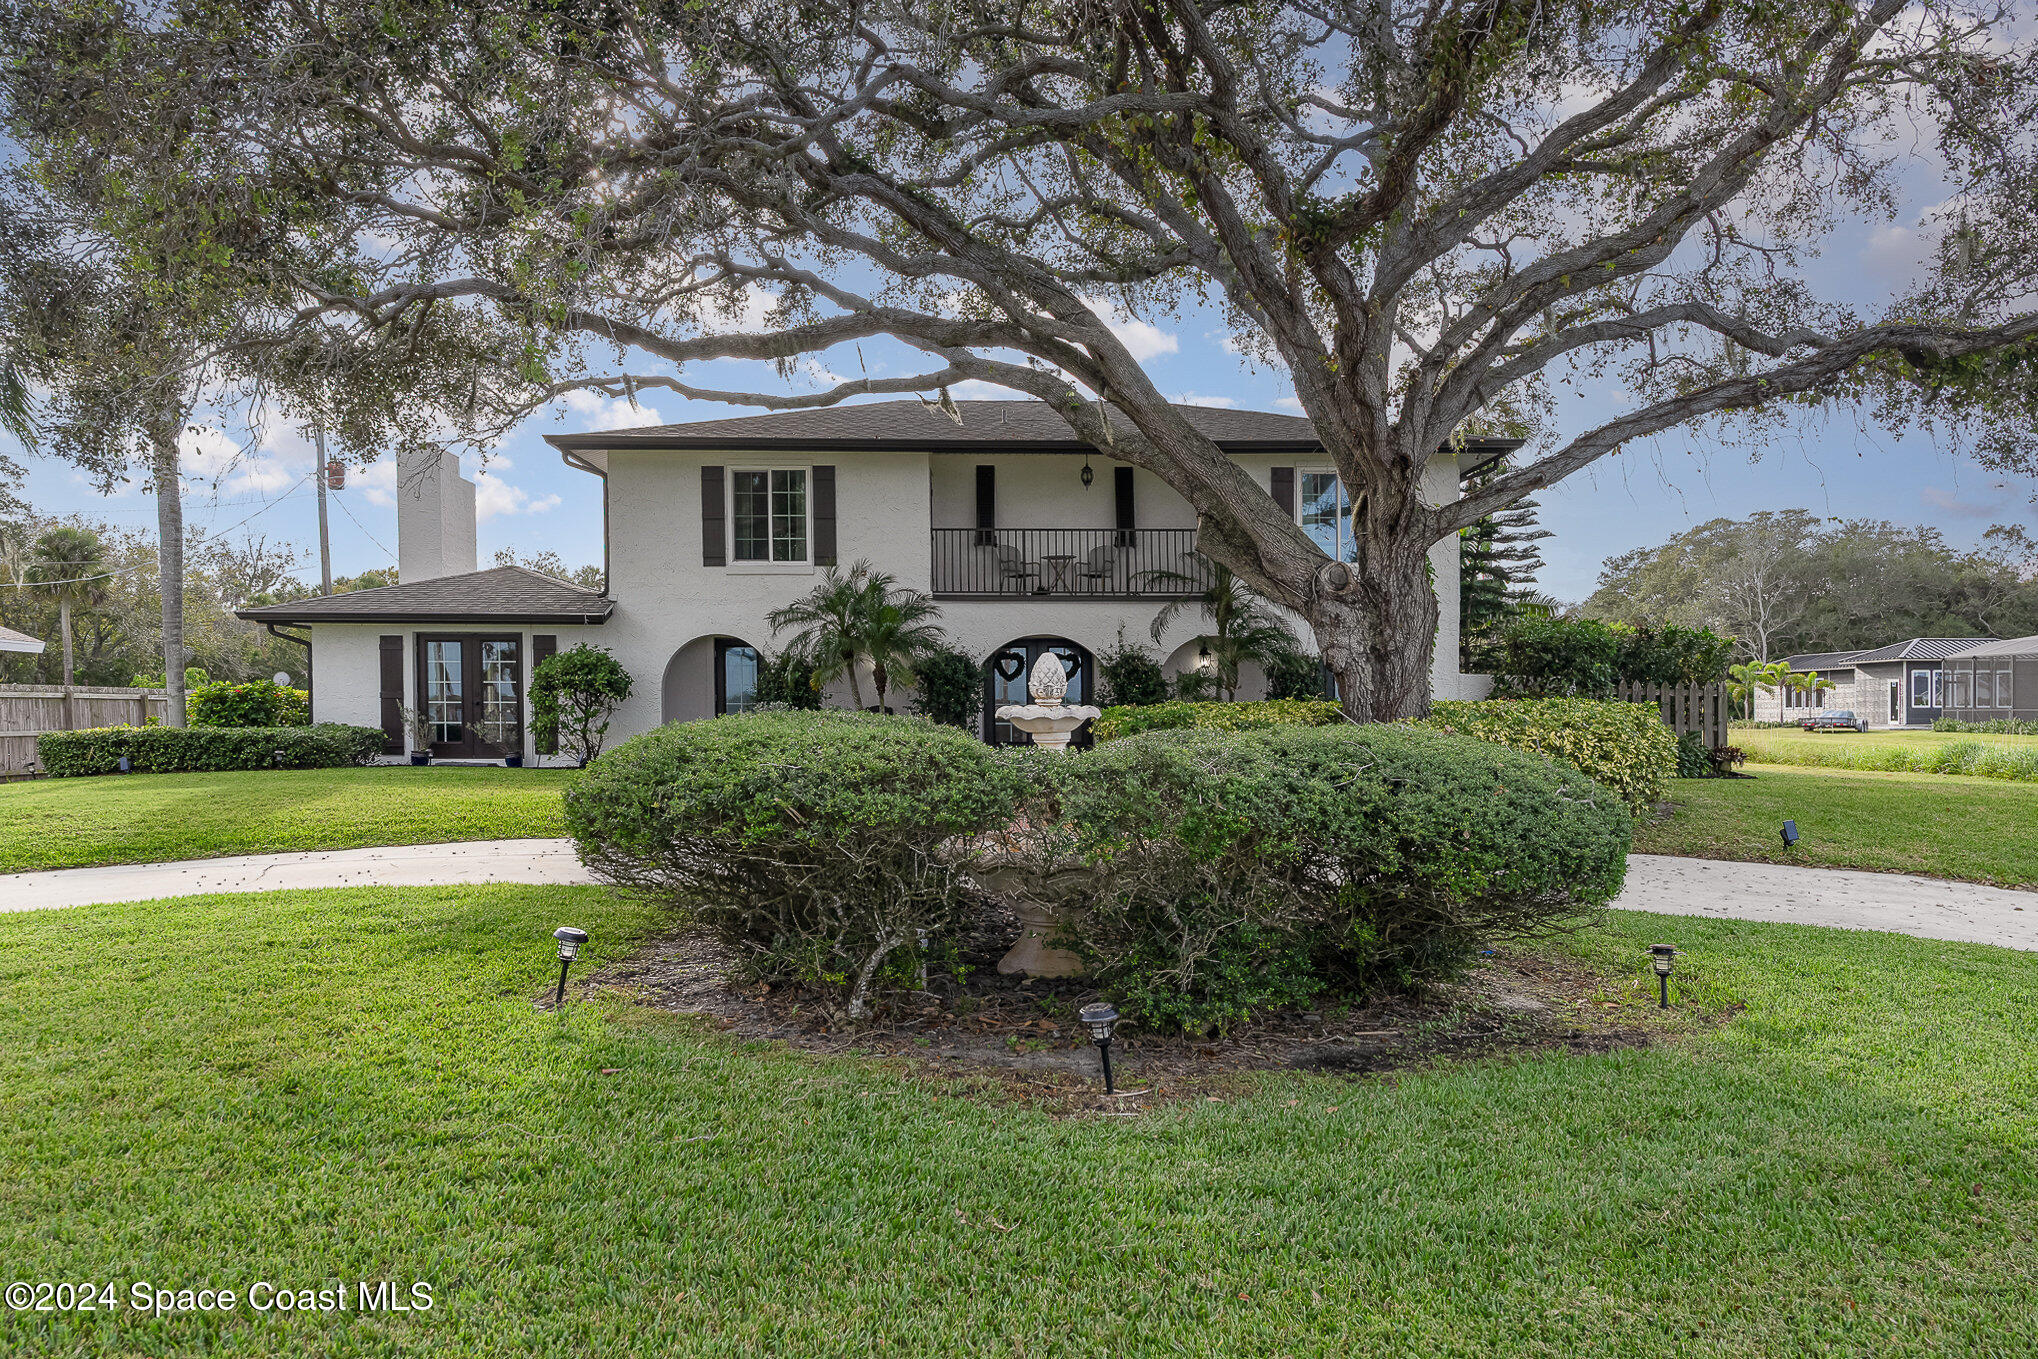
(309, 438), (1483, 752)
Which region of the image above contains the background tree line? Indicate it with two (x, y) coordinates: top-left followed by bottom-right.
(1584, 511), (2038, 661)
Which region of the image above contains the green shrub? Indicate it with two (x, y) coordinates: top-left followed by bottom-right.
(1095, 640), (1169, 707)
(909, 649), (981, 728)
(1091, 698), (1344, 743)
(1675, 730), (1711, 778)
(532, 644), (633, 763)
(1043, 724), (1631, 1034)
(1422, 698), (1676, 812)
(1492, 617), (1733, 697)
(1934, 716), (2038, 735)
(1263, 647), (1329, 700)
(189, 678), (309, 728)
(37, 723), (384, 776)
(565, 711), (1026, 1017)
(754, 650), (822, 710)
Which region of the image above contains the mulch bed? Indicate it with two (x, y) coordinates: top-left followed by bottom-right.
(573, 911), (1688, 1112)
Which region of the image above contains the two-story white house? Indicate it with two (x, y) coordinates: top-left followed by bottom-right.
(240, 401), (1512, 761)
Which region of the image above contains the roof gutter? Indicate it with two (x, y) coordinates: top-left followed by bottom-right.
(557, 447), (612, 595)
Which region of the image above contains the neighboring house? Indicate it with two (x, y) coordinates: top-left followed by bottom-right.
(238, 401), (1514, 762)
(1942, 636), (2038, 723)
(1749, 637), (1981, 728)
(0, 625), (47, 656)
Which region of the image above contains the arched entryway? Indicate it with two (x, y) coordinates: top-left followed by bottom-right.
(983, 636), (1094, 746)
(661, 635), (766, 724)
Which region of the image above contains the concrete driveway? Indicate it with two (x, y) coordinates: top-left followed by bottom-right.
(4, 842), (2037, 953)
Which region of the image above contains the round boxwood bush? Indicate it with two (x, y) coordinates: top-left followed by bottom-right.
(565, 710), (1026, 1016)
(1042, 723), (1633, 1034)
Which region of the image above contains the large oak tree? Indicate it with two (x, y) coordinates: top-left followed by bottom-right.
(12, 0), (2038, 717)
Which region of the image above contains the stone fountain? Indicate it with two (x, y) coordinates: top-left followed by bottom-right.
(974, 651), (1104, 976)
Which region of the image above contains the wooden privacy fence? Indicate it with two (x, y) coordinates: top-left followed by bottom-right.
(0, 685), (169, 780)
(1616, 681), (1729, 750)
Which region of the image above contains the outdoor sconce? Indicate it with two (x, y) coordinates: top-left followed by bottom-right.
(552, 926), (589, 1007)
(1780, 820), (1799, 849)
(1078, 1001), (1120, 1094)
(1080, 455), (1095, 489)
(1649, 944), (1678, 1009)
(1197, 641), (1212, 663)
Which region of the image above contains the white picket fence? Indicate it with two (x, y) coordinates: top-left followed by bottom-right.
(0, 685), (170, 779)
(1616, 681), (1729, 750)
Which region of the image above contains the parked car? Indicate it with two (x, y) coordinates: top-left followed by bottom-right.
(1800, 709), (1867, 732)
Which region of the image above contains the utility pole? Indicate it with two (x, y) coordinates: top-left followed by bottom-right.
(313, 423), (334, 596)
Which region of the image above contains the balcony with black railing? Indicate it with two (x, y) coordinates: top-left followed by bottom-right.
(930, 528), (1214, 599)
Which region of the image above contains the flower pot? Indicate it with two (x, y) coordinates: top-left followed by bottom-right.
(410, 752), (430, 766)
(505, 754), (523, 768)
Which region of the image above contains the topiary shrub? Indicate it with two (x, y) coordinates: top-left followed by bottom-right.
(189, 678), (310, 728)
(1091, 698), (1344, 743)
(532, 643), (633, 763)
(565, 710), (1026, 1017)
(1421, 698), (1676, 812)
(37, 723), (385, 776)
(1043, 724), (1632, 1034)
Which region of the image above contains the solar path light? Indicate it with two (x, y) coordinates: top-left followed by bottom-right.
(1649, 945), (1678, 1009)
(1078, 1001), (1120, 1094)
(1780, 820), (1799, 849)
(552, 927), (589, 1007)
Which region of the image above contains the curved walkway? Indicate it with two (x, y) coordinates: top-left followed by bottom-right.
(3, 842), (2036, 952)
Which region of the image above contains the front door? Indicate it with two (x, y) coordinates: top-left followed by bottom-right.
(983, 637), (1092, 746)
(418, 635), (523, 759)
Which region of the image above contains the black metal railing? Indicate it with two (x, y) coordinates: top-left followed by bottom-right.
(930, 528), (1213, 599)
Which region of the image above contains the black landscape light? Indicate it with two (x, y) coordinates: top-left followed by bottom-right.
(1649, 944), (1678, 1008)
(273, 747), (285, 768)
(1780, 820), (1799, 849)
(1079, 1001), (1120, 1094)
(117, 754), (132, 774)
(552, 926), (589, 1007)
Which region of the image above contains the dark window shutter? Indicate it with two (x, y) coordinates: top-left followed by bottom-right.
(812, 465), (837, 565)
(378, 635), (404, 754)
(701, 465), (726, 566)
(1270, 466), (1295, 516)
(532, 634), (558, 754)
(1113, 466), (1136, 545)
(974, 465), (996, 546)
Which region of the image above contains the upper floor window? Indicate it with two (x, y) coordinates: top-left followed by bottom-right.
(732, 469), (808, 563)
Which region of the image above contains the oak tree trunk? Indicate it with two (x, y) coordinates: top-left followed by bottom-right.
(151, 431), (186, 728)
(1304, 534), (1439, 723)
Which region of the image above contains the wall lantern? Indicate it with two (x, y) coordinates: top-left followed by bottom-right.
(552, 926), (589, 1007)
(1197, 641), (1212, 663)
(1080, 455), (1095, 489)
(1649, 944), (1678, 1008)
(1078, 1001), (1120, 1094)
(1780, 820), (1799, 849)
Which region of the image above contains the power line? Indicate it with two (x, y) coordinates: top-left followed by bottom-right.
(330, 490), (396, 562)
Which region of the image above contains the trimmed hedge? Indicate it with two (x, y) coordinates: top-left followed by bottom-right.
(1090, 698), (1344, 743)
(565, 710), (1027, 1016)
(189, 678), (311, 728)
(37, 723), (386, 776)
(1045, 724), (1632, 1033)
(1425, 698), (1675, 812)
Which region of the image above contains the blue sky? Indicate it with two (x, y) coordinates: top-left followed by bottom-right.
(9, 112), (2036, 603)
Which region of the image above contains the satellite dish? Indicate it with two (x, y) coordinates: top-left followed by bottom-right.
(273, 671), (292, 686)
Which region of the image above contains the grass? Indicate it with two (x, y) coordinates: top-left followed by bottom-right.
(0, 767), (572, 873)
(2, 884), (2035, 1356)
(1733, 726), (2038, 781)
(1636, 762), (2038, 887)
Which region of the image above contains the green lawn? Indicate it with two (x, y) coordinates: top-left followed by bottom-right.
(0, 767), (572, 873)
(1636, 762), (2038, 887)
(2, 884), (2034, 1356)
(1733, 726), (2038, 780)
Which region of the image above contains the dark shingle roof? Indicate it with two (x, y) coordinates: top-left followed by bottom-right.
(548, 398), (1522, 457)
(1783, 650), (1862, 672)
(236, 566), (612, 625)
(1944, 635), (2038, 659)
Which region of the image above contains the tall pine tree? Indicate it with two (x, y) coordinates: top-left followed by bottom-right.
(1460, 460), (1551, 671)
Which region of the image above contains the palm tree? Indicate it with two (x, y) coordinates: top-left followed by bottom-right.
(1727, 658), (1791, 719)
(1142, 562), (1298, 702)
(767, 560), (948, 712)
(25, 526), (109, 686)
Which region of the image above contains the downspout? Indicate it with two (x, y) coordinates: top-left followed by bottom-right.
(558, 448), (612, 596)
(264, 622), (314, 719)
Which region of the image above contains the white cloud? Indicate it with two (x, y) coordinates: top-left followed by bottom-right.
(356, 457), (398, 508)
(562, 389), (666, 432)
(1175, 392), (1239, 408)
(1080, 295), (1179, 362)
(1275, 396), (1305, 414)
(473, 463), (561, 521)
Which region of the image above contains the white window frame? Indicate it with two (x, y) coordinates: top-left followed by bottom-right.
(726, 463), (815, 574)
(1295, 468), (1356, 563)
(1911, 669), (1934, 710)
(1997, 667), (2014, 709)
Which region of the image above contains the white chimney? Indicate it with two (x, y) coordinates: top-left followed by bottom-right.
(395, 447), (479, 583)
